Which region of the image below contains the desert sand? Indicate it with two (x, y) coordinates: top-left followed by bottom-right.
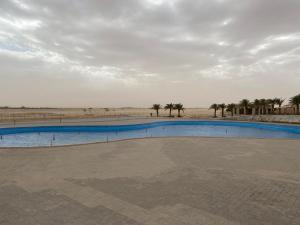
(0, 107), (212, 122)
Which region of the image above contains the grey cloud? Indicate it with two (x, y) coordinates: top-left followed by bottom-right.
(0, 0), (300, 107)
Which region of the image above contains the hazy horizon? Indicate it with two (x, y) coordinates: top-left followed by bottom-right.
(1, 0), (300, 108)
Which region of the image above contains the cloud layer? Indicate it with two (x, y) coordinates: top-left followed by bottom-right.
(1, 0), (300, 107)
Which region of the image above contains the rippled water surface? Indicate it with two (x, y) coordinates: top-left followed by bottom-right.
(1, 121), (300, 147)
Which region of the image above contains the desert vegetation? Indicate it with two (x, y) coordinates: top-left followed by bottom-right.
(210, 94), (300, 117)
(151, 104), (161, 117)
(151, 103), (185, 117)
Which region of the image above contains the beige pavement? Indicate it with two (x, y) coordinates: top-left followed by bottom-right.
(0, 137), (300, 225)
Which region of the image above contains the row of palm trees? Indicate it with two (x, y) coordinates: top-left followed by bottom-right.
(151, 103), (184, 117)
(290, 94), (300, 114)
(210, 94), (300, 117)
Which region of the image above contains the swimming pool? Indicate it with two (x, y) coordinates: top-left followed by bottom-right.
(1, 120), (300, 147)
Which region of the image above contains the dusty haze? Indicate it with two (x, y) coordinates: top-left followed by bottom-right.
(1, 0), (300, 107)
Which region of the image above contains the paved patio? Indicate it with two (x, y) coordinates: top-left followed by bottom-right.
(0, 137), (299, 225)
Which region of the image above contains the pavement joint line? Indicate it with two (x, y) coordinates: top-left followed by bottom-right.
(45, 179), (240, 225)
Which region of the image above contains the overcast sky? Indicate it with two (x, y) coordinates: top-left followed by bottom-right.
(0, 0), (300, 107)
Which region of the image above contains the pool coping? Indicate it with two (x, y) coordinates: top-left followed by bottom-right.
(1, 117), (300, 128)
(1, 135), (300, 151)
(1, 119), (300, 149)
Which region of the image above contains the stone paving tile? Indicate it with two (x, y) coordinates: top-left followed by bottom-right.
(0, 185), (142, 225)
(1, 137), (300, 225)
(71, 168), (300, 225)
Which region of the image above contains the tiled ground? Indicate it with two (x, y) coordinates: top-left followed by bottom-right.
(0, 137), (300, 225)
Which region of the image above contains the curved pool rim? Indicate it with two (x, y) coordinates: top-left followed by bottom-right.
(1, 120), (300, 135)
(1, 120), (300, 148)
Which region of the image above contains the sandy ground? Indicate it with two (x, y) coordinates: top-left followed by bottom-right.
(0, 137), (300, 225)
(0, 107), (212, 123)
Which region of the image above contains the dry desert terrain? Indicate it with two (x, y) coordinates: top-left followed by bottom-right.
(0, 107), (211, 123)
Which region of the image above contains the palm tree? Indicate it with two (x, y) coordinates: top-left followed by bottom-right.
(209, 104), (219, 118)
(218, 103), (226, 117)
(226, 103), (236, 116)
(174, 103), (184, 117)
(253, 99), (260, 115)
(164, 103), (174, 117)
(274, 98), (285, 114)
(239, 99), (250, 115)
(151, 104), (161, 117)
(259, 99), (267, 115)
(267, 99), (276, 114)
(290, 94), (300, 115)
(266, 99), (274, 114)
(248, 102), (255, 115)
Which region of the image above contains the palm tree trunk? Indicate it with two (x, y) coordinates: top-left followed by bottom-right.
(279, 104), (282, 115)
(221, 109), (224, 117)
(231, 110), (233, 116)
(297, 105), (300, 115)
(214, 109), (217, 117)
(178, 109), (180, 117)
(244, 107), (247, 115)
(156, 109), (159, 117)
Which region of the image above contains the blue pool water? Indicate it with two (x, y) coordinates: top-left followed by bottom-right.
(1, 121), (300, 147)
